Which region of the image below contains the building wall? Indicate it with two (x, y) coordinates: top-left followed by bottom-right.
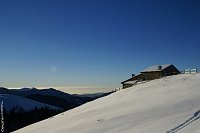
(141, 72), (162, 80)
(122, 84), (134, 89)
(161, 65), (180, 76)
(141, 65), (180, 80)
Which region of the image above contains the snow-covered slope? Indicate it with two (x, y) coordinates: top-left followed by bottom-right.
(15, 74), (200, 133)
(0, 94), (62, 112)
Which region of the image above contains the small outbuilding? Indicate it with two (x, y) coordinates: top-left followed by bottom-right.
(121, 64), (180, 89)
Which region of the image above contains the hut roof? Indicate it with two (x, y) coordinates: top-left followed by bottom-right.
(141, 64), (172, 73)
(121, 74), (142, 84)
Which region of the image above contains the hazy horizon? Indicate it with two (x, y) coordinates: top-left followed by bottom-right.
(4, 86), (114, 94)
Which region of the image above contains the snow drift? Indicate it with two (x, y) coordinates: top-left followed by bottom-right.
(14, 74), (200, 133)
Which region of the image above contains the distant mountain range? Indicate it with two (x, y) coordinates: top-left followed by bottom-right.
(0, 87), (113, 112)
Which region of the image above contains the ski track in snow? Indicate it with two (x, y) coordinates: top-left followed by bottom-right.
(167, 109), (200, 133)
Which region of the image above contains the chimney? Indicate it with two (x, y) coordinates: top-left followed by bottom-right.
(158, 65), (162, 70)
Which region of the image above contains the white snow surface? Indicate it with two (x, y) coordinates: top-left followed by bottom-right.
(15, 74), (200, 133)
(0, 94), (62, 111)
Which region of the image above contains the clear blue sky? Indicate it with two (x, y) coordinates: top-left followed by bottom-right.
(0, 0), (199, 89)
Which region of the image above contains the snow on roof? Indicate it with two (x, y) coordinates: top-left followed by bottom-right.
(141, 64), (172, 72)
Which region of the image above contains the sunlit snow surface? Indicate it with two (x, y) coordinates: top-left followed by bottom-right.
(15, 74), (200, 133)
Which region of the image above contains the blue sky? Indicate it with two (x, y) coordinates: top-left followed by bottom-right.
(0, 0), (200, 89)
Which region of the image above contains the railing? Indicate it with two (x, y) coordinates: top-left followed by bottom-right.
(181, 69), (198, 74)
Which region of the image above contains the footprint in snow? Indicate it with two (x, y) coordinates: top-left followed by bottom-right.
(97, 119), (104, 123)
